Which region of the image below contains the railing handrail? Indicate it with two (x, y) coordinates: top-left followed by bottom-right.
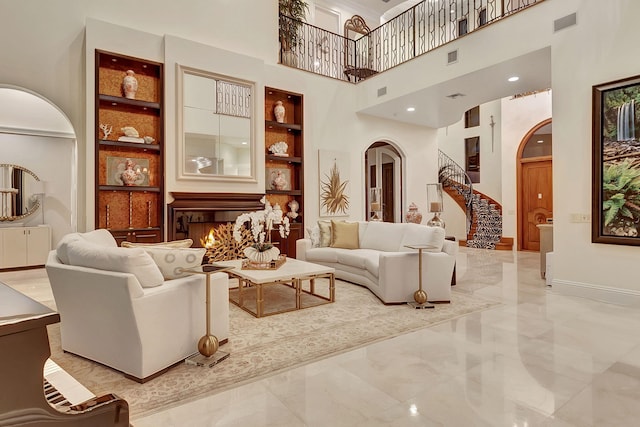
(279, 0), (545, 83)
(438, 150), (475, 235)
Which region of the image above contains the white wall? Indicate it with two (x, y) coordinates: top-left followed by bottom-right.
(552, 0), (640, 304)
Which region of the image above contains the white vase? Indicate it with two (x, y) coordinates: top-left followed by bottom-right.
(274, 100), (285, 123)
(244, 246), (280, 263)
(122, 70), (138, 99)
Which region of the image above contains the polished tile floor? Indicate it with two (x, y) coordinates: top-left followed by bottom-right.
(4, 248), (640, 426)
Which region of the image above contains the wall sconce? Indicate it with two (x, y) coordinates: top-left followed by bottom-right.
(426, 183), (445, 228)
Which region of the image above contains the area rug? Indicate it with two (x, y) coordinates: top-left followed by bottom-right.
(45, 279), (500, 419)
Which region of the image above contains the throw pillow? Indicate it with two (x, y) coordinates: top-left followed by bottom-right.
(139, 247), (206, 280)
(317, 220), (332, 247)
(306, 225), (321, 248)
(66, 240), (164, 288)
(330, 220), (359, 249)
(121, 238), (193, 249)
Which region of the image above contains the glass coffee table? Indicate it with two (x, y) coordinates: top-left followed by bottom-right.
(214, 258), (335, 318)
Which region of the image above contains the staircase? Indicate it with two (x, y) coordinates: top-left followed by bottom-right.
(438, 151), (513, 250)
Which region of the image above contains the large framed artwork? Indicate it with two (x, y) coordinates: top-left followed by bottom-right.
(318, 150), (350, 217)
(593, 75), (640, 245)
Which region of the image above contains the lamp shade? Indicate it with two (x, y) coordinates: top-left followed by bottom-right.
(31, 180), (46, 195)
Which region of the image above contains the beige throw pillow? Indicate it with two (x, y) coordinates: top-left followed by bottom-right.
(139, 247), (206, 280)
(330, 220), (359, 249)
(121, 239), (193, 248)
(318, 220), (332, 247)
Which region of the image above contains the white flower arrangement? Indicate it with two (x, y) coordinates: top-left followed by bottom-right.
(233, 197), (290, 251)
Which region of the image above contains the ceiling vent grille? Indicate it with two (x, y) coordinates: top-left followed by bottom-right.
(377, 86), (387, 97)
(446, 93), (465, 99)
(447, 50), (458, 64)
(554, 13), (576, 32)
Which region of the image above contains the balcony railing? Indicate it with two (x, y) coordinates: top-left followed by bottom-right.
(279, 0), (544, 83)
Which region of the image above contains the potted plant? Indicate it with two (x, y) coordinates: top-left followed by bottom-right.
(279, 0), (309, 65)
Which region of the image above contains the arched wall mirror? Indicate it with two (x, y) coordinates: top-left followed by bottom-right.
(0, 164), (41, 221)
(177, 65), (255, 181)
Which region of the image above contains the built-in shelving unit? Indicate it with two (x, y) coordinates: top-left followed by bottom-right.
(95, 50), (164, 245)
(265, 87), (304, 257)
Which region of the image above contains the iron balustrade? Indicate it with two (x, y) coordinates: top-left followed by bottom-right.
(279, 0), (544, 82)
(438, 150), (475, 235)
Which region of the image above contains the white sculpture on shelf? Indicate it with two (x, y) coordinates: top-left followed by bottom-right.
(118, 126), (145, 143)
(99, 123), (112, 140)
(269, 141), (289, 157)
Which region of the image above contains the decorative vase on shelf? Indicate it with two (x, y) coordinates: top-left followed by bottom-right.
(244, 245), (280, 263)
(405, 202), (423, 224)
(122, 70), (138, 99)
(274, 100), (285, 123)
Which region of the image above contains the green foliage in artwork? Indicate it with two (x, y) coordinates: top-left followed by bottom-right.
(602, 161), (640, 225)
(603, 85), (640, 139)
(320, 161), (349, 215)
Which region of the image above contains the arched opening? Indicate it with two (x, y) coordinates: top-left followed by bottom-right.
(516, 118), (552, 251)
(0, 85), (78, 244)
(364, 141), (403, 222)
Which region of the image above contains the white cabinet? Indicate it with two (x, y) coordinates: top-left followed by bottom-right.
(0, 226), (51, 269)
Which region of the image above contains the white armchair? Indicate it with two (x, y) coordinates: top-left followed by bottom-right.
(45, 230), (229, 383)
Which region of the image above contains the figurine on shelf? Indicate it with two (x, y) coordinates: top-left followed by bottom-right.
(274, 100), (285, 123)
(118, 126), (145, 143)
(287, 199), (299, 222)
(270, 169), (288, 191)
(269, 141), (289, 157)
(117, 158), (146, 186)
(122, 70), (138, 99)
(143, 136), (155, 144)
(99, 123), (112, 140)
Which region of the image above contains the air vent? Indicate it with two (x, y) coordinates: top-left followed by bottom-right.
(447, 50), (458, 64)
(446, 93), (465, 99)
(377, 86), (387, 97)
(554, 12), (576, 32)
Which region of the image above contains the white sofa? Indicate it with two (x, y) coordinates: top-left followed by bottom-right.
(45, 229), (229, 382)
(297, 221), (457, 304)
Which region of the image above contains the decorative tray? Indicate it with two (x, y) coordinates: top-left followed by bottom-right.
(241, 255), (287, 270)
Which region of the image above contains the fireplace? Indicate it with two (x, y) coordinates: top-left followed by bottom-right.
(167, 192), (303, 257)
(167, 192), (264, 247)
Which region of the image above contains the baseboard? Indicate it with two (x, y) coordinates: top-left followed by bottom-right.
(552, 279), (640, 306)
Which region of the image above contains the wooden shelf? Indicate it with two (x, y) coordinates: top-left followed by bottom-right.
(266, 189), (302, 196)
(98, 140), (161, 152)
(95, 50), (164, 243)
(99, 185), (161, 192)
(265, 120), (302, 131)
(266, 154), (302, 163)
(99, 94), (161, 111)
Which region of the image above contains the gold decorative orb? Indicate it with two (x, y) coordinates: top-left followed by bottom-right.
(413, 289), (428, 304)
(198, 335), (219, 357)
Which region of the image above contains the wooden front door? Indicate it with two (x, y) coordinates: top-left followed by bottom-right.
(521, 158), (552, 251)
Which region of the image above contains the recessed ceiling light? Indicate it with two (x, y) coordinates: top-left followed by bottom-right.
(406, 107), (415, 112)
(241, 141), (248, 145)
(537, 140), (544, 144)
(508, 76), (519, 82)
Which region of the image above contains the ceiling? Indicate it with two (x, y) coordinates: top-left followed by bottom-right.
(323, 1), (552, 128)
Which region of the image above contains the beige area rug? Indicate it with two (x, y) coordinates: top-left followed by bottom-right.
(46, 280), (499, 419)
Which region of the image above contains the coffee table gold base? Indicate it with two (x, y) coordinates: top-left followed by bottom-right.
(185, 350), (230, 368)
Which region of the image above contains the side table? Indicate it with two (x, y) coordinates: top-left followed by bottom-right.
(404, 244), (436, 309)
(183, 264), (234, 368)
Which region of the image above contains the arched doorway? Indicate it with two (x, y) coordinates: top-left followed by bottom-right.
(517, 119), (552, 251)
(0, 85), (78, 243)
(365, 142), (403, 222)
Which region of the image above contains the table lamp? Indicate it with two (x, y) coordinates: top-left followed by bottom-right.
(426, 183), (445, 228)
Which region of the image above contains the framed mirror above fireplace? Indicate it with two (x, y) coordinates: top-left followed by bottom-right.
(177, 65), (256, 182)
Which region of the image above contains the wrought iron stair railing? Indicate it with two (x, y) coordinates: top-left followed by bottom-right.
(438, 150), (474, 235)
